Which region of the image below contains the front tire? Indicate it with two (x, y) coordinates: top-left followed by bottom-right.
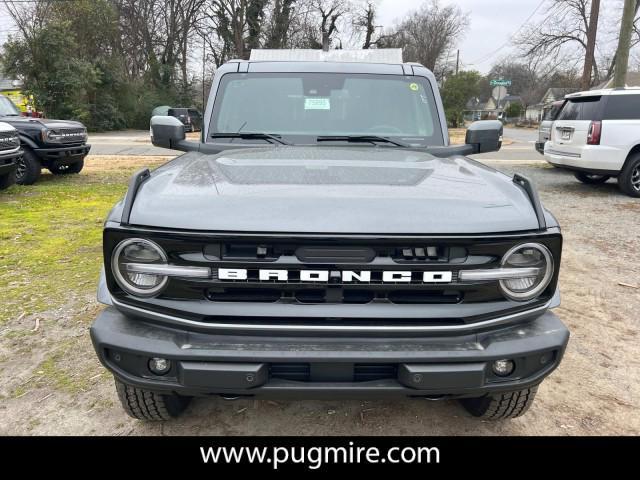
(459, 385), (539, 420)
(115, 379), (191, 421)
(49, 159), (85, 175)
(574, 171), (611, 184)
(15, 149), (41, 185)
(619, 153), (640, 197)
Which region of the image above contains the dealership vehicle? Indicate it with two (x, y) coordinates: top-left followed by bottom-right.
(535, 100), (564, 155)
(91, 49), (568, 421)
(544, 88), (640, 196)
(0, 94), (91, 185)
(171, 107), (203, 132)
(0, 122), (21, 190)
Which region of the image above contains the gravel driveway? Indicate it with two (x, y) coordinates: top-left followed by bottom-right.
(1, 158), (638, 436)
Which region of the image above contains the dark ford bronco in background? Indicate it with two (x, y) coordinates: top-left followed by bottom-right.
(0, 122), (21, 190)
(91, 49), (569, 421)
(0, 94), (91, 185)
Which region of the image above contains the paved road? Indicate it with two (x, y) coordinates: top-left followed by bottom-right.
(88, 128), (544, 161)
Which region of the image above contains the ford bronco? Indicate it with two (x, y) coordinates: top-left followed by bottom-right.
(90, 49), (569, 421)
(0, 94), (91, 185)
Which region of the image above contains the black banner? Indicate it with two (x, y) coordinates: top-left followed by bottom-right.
(0, 436), (634, 473)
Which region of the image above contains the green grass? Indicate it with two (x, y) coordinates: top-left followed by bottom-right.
(0, 157), (168, 325)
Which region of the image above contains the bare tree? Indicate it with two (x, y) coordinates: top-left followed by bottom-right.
(381, 0), (469, 73)
(514, 0), (602, 87)
(353, 1), (377, 49)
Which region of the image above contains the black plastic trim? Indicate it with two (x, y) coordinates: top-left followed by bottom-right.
(513, 174), (547, 230)
(121, 168), (151, 226)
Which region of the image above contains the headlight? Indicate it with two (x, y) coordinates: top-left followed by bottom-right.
(43, 129), (63, 143)
(499, 243), (554, 301)
(111, 238), (169, 297)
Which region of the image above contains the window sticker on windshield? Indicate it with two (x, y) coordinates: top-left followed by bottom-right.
(409, 83), (419, 91)
(304, 98), (331, 110)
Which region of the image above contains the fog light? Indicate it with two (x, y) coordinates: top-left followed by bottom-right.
(149, 357), (171, 375)
(492, 359), (515, 377)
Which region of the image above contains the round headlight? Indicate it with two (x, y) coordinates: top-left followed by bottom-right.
(499, 243), (554, 301)
(111, 238), (168, 297)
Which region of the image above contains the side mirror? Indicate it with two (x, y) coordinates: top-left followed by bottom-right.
(465, 120), (503, 153)
(150, 116), (199, 152)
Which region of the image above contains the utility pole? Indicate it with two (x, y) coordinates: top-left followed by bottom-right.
(614, 0), (637, 88)
(202, 33), (206, 111)
(455, 49), (460, 75)
(581, 0), (600, 90)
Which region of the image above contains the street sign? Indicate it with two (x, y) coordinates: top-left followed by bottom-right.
(490, 79), (512, 87)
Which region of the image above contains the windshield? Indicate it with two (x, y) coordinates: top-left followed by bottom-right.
(209, 72), (444, 146)
(0, 96), (20, 116)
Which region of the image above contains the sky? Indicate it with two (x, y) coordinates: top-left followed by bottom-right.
(377, 0), (625, 73)
(377, 0), (550, 73)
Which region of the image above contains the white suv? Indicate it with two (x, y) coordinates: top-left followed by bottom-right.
(544, 88), (640, 197)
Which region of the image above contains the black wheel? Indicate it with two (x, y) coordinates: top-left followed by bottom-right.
(459, 385), (539, 420)
(619, 153), (640, 197)
(574, 171), (611, 184)
(115, 379), (191, 421)
(0, 168), (16, 190)
(49, 159), (84, 175)
(15, 149), (41, 185)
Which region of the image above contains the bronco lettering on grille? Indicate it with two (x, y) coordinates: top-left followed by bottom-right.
(217, 268), (453, 283)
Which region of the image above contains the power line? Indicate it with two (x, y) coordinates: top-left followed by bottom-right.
(466, 0), (547, 66)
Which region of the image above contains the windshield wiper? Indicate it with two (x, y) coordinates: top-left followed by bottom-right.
(316, 135), (410, 148)
(211, 132), (292, 145)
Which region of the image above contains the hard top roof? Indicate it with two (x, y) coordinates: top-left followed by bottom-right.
(249, 48), (404, 64)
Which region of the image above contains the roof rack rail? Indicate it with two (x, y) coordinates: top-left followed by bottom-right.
(121, 168), (151, 225)
(513, 173), (547, 230)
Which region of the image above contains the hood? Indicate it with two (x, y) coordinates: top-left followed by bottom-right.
(0, 116), (85, 129)
(127, 146), (540, 234)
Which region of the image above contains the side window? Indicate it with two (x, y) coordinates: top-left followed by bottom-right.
(603, 95), (640, 120)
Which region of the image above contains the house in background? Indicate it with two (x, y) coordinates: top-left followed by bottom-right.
(526, 87), (579, 122)
(465, 88), (523, 122)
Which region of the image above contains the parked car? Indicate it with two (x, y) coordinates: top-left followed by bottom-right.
(91, 49), (568, 422)
(544, 88), (640, 196)
(170, 107), (203, 132)
(152, 106), (203, 132)
(0, 122), (21, 190)
(0, 94), (91, 185)
(535, 100), (564, 155)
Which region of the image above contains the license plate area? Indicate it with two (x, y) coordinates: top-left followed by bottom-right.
(560, 128), (572, 141)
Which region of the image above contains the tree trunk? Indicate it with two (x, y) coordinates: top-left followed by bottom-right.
(614, 0), (637, 88)
(581, 0), (600, 90)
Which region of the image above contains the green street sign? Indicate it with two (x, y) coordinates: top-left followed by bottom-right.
(490, 79), (512, 87)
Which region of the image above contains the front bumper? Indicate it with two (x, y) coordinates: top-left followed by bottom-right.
(0, 148), (20, 175)
(91, 306), (569, 399)
(34, 144), (91, 163)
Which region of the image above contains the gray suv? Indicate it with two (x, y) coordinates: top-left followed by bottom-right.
(91, 50), (568, 422)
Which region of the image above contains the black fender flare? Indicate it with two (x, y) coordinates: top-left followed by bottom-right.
(18, 134), (39, 150)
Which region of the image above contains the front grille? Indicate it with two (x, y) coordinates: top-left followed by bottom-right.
(0, 131), (19, 151)
(105, 230), (562, 329)
(58, 128), (86, 143)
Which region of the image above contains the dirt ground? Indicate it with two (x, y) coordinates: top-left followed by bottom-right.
(0, 157), (638, 435)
